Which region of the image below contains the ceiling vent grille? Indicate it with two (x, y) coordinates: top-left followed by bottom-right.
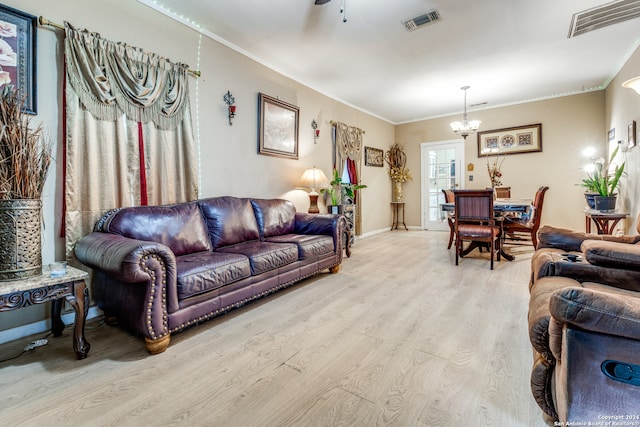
(402, 9), (441, 32)
(569, 0), (640, 38)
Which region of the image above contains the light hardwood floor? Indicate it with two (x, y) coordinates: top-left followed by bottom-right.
(0, 231), (550, 426)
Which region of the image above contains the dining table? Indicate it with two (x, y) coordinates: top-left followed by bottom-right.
(440, 197), (533, 261)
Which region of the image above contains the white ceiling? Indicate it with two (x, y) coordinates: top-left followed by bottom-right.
(144, 0), (640, 124)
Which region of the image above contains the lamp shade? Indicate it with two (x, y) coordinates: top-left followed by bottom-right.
(299, 167), (330, 194)
(622, 76), (640, 95)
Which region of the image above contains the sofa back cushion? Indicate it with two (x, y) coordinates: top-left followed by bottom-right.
(199, 197), (261, 249)
(251, 198), (296, 238)
(102, 202), (211, 256)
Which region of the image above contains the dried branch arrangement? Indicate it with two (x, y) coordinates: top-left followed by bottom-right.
(0, 86), (51, 199)
(384, 143), (412, 183)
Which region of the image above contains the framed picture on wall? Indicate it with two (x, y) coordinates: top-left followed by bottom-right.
(477, 123), (542, 156)
(258, 93), (299, 159)
(364, 146), (384, 167)
(629, 121), (636, 148)
(0, 4), (37, 114)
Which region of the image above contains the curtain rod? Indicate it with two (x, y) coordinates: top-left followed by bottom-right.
(330, 120), (366, 134)
(38, 16), (202, 78)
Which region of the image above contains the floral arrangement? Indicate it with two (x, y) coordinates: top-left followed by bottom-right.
(385, 143), (412, 182)
(389, 166), (413, 183)
(487, 155), (504, 188)
(0, 86), (51, 199)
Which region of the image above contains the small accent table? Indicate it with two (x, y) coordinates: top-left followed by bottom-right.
(584, 209), (629, 235)
(0, 265), (90, 359)
(391, 202), (408, 230)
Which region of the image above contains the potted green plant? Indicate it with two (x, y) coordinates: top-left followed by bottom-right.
(322, 168), (366, 214)
(582, 145), (625, 212)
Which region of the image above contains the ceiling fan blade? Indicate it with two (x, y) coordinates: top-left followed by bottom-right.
(315, 0), (331, 4)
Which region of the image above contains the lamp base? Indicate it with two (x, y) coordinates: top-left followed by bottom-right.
(308, 194), (320, 214)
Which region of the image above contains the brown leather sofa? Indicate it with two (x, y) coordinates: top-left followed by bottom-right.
(528, 224), (640, 422)
(75, 196), (346, 354)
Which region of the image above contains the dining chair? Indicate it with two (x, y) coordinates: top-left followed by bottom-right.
(453, 189), (502, 270)
(495, 186), (511, 198)
(503, 186), (549, 248)
(441, 189), (455, 249)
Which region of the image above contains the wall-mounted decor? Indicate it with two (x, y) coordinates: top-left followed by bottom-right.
(608, 128), (616, 141)
(477, 123), (542, 156)
(258, 93), (299, 159)
(364, 146), (384, 167)
(629, 121), (636, 148)
(0, 4), (37, 114)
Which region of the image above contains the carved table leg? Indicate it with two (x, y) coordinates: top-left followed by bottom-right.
(51, 299), (65, 337)
(65, 280), (91, 359)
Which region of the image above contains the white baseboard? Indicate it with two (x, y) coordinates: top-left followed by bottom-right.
(0, 307), (103, 345)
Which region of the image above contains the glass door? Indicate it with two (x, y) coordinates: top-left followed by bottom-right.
(421, 140), (464, 230)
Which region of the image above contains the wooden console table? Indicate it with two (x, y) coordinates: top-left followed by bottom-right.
(0, 265), (90, 359)
(584, 209), (629, 235)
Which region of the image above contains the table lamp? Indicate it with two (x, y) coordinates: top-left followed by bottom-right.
(299, 167), (330, 213)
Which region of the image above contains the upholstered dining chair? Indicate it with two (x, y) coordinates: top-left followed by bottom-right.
(453, 189), (502, 270)
(503, 186), (549, 248)
(495, 186), (511, 198)
(441, 189), (455, 249)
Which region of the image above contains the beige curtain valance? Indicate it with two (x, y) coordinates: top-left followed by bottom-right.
(64, 22), (190, 130)
(334, 121), (364, 160)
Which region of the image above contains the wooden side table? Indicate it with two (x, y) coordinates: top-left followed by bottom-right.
(584, 209), (629, 235)
(0, 265), (90, 359)
(391, 202), (408, 230)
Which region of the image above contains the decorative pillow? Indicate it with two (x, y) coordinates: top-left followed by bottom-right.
(198, 197), (260, 249)
(582, 240), (640, 270)
(251, 198), (296, 238)
(105, 202), (211, 256)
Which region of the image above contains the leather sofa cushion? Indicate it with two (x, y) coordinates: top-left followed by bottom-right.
(266, 234), (334, 259)
(176, 251), (251, 300)
(102, 202), (211, 256)
(218, 241), (298, 275)
(251, 199), (296, 238)
(581, 240), (640, 270)
(199, 197), (261, 249)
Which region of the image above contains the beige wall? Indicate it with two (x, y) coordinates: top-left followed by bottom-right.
(396, 91), (606, 231)
(0, 0), (394, 333)
(606, 45), (640, 234)
(2, 0), (638, 337)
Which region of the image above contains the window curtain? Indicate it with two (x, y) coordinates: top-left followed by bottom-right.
(333, 121), (364, 235)
(63, 23), (197, 259)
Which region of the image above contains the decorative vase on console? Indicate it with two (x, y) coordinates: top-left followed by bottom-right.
(0, 87), (52, 280)
(385, 143), (412, 203)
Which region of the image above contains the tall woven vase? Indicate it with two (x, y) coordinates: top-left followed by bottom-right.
(0, 199), (42, 281)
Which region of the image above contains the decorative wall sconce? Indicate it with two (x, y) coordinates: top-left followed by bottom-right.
(622, 76), (640, 95)
(224, 90), (236, 125)
(311, 119), (320, 143)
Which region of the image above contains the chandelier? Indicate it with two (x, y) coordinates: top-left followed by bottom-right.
(450, 86), (481, 139)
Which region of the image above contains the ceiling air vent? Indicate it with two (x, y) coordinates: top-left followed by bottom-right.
(403, 9), (441, 32)
(568, 0), (640, 38)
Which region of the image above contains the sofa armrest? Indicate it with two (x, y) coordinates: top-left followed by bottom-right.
(581, 240), (640, 270)
(294, 212), (346, 257)
(548, 286), (640, 360)
(74, 232), (179, 315)
(537, 225), (640, 252)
